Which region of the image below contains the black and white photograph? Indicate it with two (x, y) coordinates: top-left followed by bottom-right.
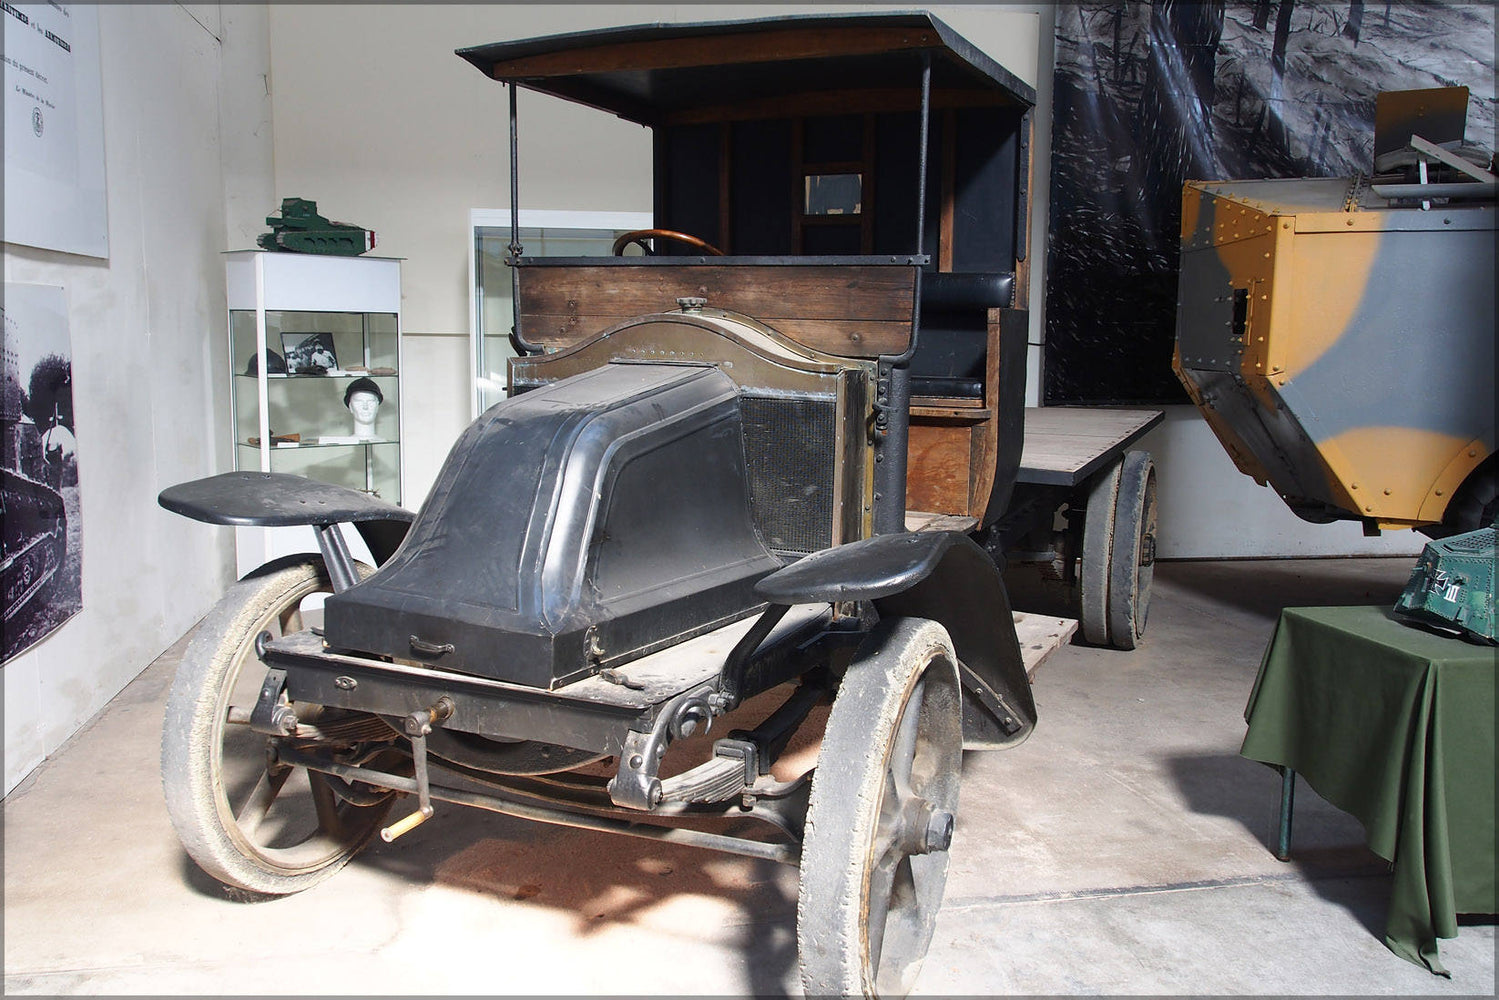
(2, 282), (82, 663)
(280, 331), (338, 373)
(1045, 1), (1497, 404)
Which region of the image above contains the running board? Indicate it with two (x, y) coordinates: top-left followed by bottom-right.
(1014, 611), (1078, 680)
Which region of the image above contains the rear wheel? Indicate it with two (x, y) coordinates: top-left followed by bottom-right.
(1078, 460), (1121, 646)
(797, 618), (962, 998)
(1106, 450), (1158, 649)
(161, 555), (394, 896)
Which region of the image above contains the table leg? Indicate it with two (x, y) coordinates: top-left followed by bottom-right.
(1276, 766), (1296, 861)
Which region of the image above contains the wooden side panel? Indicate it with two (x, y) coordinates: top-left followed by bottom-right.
(905, 309), (1012, 521)
(906, 421), (973, 516)
(517, 264), (915, 358)
(966, 309), (1003, 516)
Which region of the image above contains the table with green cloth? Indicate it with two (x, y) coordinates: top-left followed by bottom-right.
(1241, 606), (1496, 975)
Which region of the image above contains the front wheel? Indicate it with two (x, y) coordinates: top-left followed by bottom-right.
(161, 555), (394, 896)
(797, 618), (963, 998)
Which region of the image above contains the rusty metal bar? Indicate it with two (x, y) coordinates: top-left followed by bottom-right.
(276, 747), (800, 865)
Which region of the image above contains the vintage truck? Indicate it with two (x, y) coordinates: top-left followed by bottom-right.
(158, 12), (1159, 995)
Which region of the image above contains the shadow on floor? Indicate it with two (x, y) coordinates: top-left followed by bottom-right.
(1002, 558), (1415, 634)
(173, 799), (801, 993)
(1165, 751), (1392, 937)
(1155, 560), (1412, 622)
(1164, 751), (1387, 872)
(383, 806), (798, 994)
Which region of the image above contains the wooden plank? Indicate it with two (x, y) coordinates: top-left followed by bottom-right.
(904, 511), (979, 533)
(910, 401), (988, 418)
(517, 264), (915, 357)
(519, 314), (909, 358)
(519, 264), (914, 321)
(968, 310), (1006, 517)
(771, 319), (908, 358)
(1018, 406), (1164, 487)
(486, 26), (942, 81)
(1014, 611), (1078, 680)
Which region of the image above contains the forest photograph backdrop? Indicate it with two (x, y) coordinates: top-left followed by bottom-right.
(1045, 0), (1496, 404)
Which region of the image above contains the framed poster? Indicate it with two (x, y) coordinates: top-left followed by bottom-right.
(3, 3), (108, 258)
(2, 284), (82, 663)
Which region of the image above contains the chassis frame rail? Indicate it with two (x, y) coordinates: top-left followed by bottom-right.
(275, 745), (801, 864)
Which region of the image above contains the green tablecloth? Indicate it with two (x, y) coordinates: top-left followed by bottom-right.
(1241, 606), (1497, 975)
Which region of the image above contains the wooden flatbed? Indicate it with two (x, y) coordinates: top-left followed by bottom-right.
(1017, 406), (1164, 488)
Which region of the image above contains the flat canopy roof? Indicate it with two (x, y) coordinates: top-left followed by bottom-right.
(456, 11), (1035, 127)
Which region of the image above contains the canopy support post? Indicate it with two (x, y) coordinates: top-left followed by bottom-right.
(873, 52), (932, 535)
(507, 82), (540, 356)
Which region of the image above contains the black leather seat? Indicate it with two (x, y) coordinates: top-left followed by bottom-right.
(910, 272), (1014, 399)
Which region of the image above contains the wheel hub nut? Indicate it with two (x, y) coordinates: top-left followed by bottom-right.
(902, 798), (955, 854)
(924, 808), (955, 853)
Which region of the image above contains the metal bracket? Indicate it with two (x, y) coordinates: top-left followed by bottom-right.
(712, 737), (760, 786)
(315, 524), (360, 594)
(717, 603), (789, 708)
(956, 661), (1023, 736)
(607, 683), (718, 810)
(247, 663), (297, 736)
(1410, 134), (1498, 184)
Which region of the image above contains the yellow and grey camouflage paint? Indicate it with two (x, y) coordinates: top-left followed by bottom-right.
(1173, 177), (1495, 531)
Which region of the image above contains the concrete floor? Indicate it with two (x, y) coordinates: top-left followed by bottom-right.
(3, 558), (1494, 995)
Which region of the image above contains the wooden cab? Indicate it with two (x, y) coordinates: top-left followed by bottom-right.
(460, 11), (1036, 531)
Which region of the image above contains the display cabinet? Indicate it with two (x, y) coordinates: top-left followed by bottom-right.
(226, 251), (403, 504)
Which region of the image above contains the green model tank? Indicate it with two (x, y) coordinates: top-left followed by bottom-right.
(1394, 523), (1497, 643)
(257, 198), (377, 256)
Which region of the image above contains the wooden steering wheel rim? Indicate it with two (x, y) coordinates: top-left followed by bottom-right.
(612, 229), (725, 256)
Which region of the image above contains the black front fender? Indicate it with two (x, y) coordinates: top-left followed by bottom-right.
(755, 531), (1036, 748)
(158, 471), (414, 566)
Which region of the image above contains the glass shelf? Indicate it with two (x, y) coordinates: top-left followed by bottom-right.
(239, 440), (398, 449)
(235, 371), (399, 380)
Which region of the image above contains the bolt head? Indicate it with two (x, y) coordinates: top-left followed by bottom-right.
(924, 809), (955, 853)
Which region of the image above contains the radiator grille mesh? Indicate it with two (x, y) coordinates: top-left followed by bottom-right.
(740, 395), (837, 555)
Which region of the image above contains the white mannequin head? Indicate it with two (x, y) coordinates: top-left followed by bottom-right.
(343, 378), (383, 440)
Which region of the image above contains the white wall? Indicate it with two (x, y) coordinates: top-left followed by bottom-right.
(3, 4), (275, 794)
(1140, 406), (1424, 559)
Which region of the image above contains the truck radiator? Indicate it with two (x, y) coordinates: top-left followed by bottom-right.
(740, 394), (837, 556)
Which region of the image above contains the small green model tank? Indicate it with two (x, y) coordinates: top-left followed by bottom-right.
(1394, 522), (1498, 644)
(257, 198), (377, 255)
